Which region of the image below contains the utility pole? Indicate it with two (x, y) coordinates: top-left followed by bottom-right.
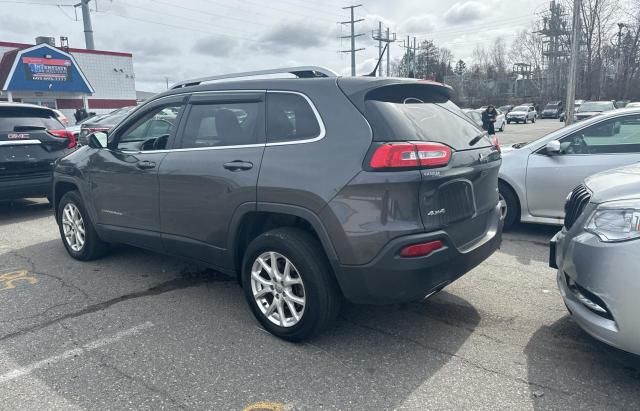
(386, 28), (396, 76)
(565, 0), (581, 126)
(372, 22), (397, 77)
(616, 22), (626, 92)
(412, 37), (417, 79)
(376, 22), (382, 76)
(340, 5), (365, 76)
(75, 0), (95, 49)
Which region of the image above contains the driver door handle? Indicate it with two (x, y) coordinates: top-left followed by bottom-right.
(136, 160), (156, 170)
(223, 161), (253, 171)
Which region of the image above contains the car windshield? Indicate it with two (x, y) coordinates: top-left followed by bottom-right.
(579, 102), (611, 112)
(545, 103), (559, 109)
(513, 106), (528, 111)
(498, 106), (510, 111)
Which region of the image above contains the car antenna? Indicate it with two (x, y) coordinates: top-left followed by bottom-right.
(364, 43), (389, 77)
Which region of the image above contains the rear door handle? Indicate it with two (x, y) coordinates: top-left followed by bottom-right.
(223, 161), (253, 171)
(136, 160), (156, 170)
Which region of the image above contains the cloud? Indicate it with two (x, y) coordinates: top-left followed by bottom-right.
(399, 14), (438, 34)
(444, 1), (491, 25)
(119, 38), (180, 62)
(192, 35), (237, 57)
(257, 22), (330, 53)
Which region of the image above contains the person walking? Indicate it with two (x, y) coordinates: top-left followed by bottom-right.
(482, 105), (498, 136)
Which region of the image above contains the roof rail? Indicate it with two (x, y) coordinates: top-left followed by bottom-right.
(170, 66), (339, 89)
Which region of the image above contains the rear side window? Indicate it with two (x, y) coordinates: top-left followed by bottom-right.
(267, 93), (321, 143)
(0, 107), (62, 132)
(365, 99), (489, 151)
(180, 102), (262, 148)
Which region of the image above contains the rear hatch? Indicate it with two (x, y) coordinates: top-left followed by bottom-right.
(342, 80), (501, 248)
(0, 106), (74, 179)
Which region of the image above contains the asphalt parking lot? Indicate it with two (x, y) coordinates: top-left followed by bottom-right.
(499, 117), (565, 147)
(1, 121), (638, 410)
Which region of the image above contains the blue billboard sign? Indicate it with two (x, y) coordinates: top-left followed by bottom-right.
(2, 44), (93, 93)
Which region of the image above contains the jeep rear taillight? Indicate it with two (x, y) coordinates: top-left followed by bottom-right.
(370, 142), (452, 169)
(48, 129), (77, 148)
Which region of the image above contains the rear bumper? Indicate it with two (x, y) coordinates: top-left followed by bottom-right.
(337, 203), (502, 304)
(0, 174), (52, 200)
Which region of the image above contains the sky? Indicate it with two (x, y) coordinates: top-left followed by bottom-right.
(0, 0), (552, 91)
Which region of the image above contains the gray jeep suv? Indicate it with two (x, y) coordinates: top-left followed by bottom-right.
(53, 67), (503, 341)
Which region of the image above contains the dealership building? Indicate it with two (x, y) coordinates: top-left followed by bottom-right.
(0, 37), (137, 120)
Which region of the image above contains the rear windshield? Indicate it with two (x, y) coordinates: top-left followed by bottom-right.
(365, 99), (489, 150)
(545, 103), (559, 108)
(0, 107), (62, 132)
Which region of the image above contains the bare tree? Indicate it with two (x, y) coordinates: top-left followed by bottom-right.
(491, 38), (508, 75)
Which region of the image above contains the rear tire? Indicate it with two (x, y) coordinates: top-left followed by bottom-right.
(499, 182), (520, 230)
(57, 190), (109, 260)
(242, 228), (341, 341)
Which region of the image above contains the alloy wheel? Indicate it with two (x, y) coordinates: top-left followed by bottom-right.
(250, 251), (306, 328)
(498, 193), (508, 221)
(61, 203), (86, 252)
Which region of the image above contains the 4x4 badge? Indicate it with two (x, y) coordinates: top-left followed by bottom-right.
(427, 208), (446, 216)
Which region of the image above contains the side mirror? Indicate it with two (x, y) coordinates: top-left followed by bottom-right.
(545, 140), (561, 155)
(88, 131), (108, 149)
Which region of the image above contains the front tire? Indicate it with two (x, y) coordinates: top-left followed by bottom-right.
(499, 182), (520, 230)
(242, 228), (341, 341)
(57, 190), (109, 260)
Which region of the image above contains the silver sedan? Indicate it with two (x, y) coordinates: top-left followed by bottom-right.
(499, 108), (640, 228)
(551, 164), (640, 355)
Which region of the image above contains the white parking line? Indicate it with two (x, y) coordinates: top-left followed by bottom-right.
(0, 321), (154, 384)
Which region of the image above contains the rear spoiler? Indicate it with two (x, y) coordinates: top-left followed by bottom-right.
(337, 78), (454, 114)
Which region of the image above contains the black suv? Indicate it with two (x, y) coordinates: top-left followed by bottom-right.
(1, 102), (76, 201)
(53, 67), (503, 340)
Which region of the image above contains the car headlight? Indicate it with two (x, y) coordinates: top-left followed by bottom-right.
(585, 199), (640, 242)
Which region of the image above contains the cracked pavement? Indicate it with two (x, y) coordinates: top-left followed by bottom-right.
(1, 198), (639, 410)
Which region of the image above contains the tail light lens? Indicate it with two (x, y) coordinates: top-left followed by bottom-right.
(491, 136), (500, 152)
(48, 129), (77, 148)
(370, 142), (452, 169)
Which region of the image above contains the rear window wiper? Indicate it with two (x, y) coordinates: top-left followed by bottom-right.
(13, 126), (46, 132)
(468, 134), (486, 146)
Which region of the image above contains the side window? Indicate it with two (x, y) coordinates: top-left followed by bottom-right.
(117, 104), (183, 151)
(267, 93), (321, 143)
(180, 102), (261, 148)
(559, 115), (640, 154)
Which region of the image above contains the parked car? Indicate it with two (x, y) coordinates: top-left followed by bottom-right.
(463, 109), (506, 132)
(541, 101), (563, 119)
(559, 100), (584, 122)
(499, 108), (640, 228)
(498, 105), (513, 114)
(551, 163), (640, 355)
(52, 108), (69, 126)
(78, 107), (135, 145)
(463, 109), (483, 128)
(576, 101), (616, 121)
(506, 105), (536, 124)
(66, 113), (99, 139)
(625, 102), (640, 108)
(52, 66), (503, 341)
(0, 102), (76, 201)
